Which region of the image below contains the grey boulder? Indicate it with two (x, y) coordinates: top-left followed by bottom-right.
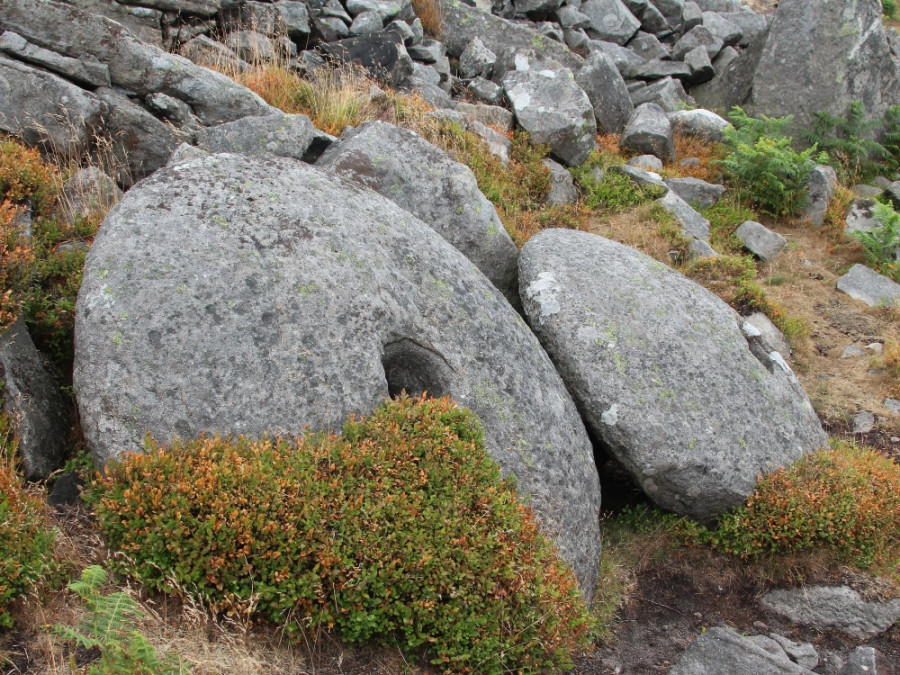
(503, 68), (597, 166)
(670, 627), (814, 674)
(619, 102), (675, 161)
(663, 177), (725, 208)
(575, 50), (635, 134)
(668, 108), (730, 143)
(735, 220), (787, 262)
(198, 112), (335, 163)
(74, 153), (603, 600)
(316, 121), (519, 301)
(836, 264), (900, 307)
(801, 164), (838, 227)
(518, 230), (827, 521)
(657, 190), (710, 240)
(581, 0), (642, 45)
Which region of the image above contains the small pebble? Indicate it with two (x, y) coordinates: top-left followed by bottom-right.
(753, 621), (769, 631)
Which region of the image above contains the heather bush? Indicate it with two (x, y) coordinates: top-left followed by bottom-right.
(0, 410), (57, 628)
(89, 396), (595, 673)
(707, 442), (900, 568)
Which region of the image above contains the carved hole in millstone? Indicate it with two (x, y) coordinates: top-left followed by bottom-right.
(381, 338), (454, 399)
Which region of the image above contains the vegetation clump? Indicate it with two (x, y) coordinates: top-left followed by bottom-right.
(0, 411), (57, 628)
(89, 395), (595, 673)
(852, 201), (900, 283)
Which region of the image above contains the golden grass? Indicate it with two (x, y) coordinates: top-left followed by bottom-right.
(411, 0), (442, 37)
(669, 132), (727, 183)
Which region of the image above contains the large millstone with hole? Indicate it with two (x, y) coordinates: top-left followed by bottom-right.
(518, 229), (827, 522)
(74, 153), (602, 600)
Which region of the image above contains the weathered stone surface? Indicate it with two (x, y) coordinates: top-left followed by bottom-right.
(769, 634), (819, 671)
(690, 32), (765, 111)
(543, 158), (578, 205)
(627, 59), (692, 81)
(514, 0), (564, 17)
(719, 10), (769, 47)
(0, 317), (68, 481)
(503, 68), (597, 166)
(589, 38), (646, 74)
(117, 0), (223, 16)
(663, 177), (724, 208)
(468, 76), (504, 105)
(681, 0), (702, 31)
(620, 102), (675, 162)
(668, 108), (729, 142)
(701, 10), (742, 46)
(748, 0), (900, 141)
(198, 112), (335, 163)
(316, 121), (519, 301)
(0, 30), (110, 88)
(852, 410), (875, 434)
(581, 0), (641, 45)
(744, 312), (790, 361)
(638, 2), (669, 34)
(627, 154), (663, 171)
(67, 0), (164, 47)
(518, 230), (826, 521)
(671, 25), (723, 61)
(75, 153), (602, 600)
(838, 646), (895, 675)
(760, 586), (900, 640)
(312, 15), (350, 41)
(575, 50), (634, 134)
(0, 54), (108, 155)
(179, 35), (250, 71)
(630, 76), (695, 111)
(628, 32), (670, 61)
(657, 190), (710, 240)
(670, 627), (814, 674)
(620, 163), (667, 190)
(438, 0), (584, 71)
(0, 0), (274, 127)
(61, 167), (123, 226)
(278, 2), (313, 43)
(684, 46), (714, 84)
(458, 36), (496, 79)
(349, 11), (384, 36)
(559, 4), (593, 29)
(319, 31), (414, 87)
(801, 164), (838, 227)
(648, 0), (683, 27)
(836, 264), (900, 307)
(454, 101), (514, 130)
(736, 220), (787, 261)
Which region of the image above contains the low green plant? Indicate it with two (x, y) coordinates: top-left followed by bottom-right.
(719, 107), (820, 216)
(701, 197), (759, 255)
(570, 163), (666, 213)
(884, 0), (899, 21)
(0, 410), (57, 629)
(89, 395), (595, 673)
(707, 442), (900, 569)
(852, 201), (900, 282)
(802, 100), (890, 181)
(883, 105), (900, 171)
(55, 565), (188, 674)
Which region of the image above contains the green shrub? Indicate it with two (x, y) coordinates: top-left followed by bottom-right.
(707, 442), (900, 567)
(571, 164), (665, 213)
(719, 107), (820, 216)
(0, 411), (57, 629)
(802, 100), (889, 181)
(89, 395), (595, 673)
(884, 105), (900, 171)
(884, 0), (899, 20)
(852, 201), (900, 282)
(55, 565), (188, 674)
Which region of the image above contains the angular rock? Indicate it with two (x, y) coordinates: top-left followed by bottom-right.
(116, 0), (223, 16)
(744, 311), (790, 361)
(840, 344), (866, 359)
(627, 59), (692, 81)
(701, 10), (742, 46)
(688, 238), (718, 259)
(620, 102), (675, 162)
(346, 0), (402, 21)
(719, 10), (769, 47)
(74, 153), (602, 600)
(179, 35), (251, 72)
(0, 30), (111, 88)
(681, 0), (703, 31)
(319, 31), (414, 87)
(0, 317), (68, 481)
(581, 0), (642, 45)
(278, 2), (313, 44)
(748, 0), (900, 141)
(575, 50), (634, 134)
(0, 0), (274, 127)
(458, 36), (496, 79)
(316, 121), (519, 300)
(885, 398), (900, 416)
(670, 627), (814, 674)
(668, 108), (730, 142)
(627, 154), (663, 171)
(647, 0), (683, 28)
(519, 230), (826, 521)
(671, 25), (723, 61)
(438, 0), (584, 71)
(312, 15), (350, 41)
(769, 634), (819, 671)
(468, 120), (512, 164)
(503, 68), (597, 166)
(349, 11), (385, 36)
(638, 2), (670, 35)
(61, 167), (123, 226)
(454, 101), (514, 131)
(67, 0), (164, 47)
(852, 410), (875, 434)
(838, 646), (895, 675)
(760, 586), (900, 640)
(664, 177), (725, 208)
(619, 163), (667, 189)
(514, 0), (564, 17)
(630, 76), (695, 111)
(684, 46), (715, 84)
(836, 264), (900, 307)
(801, 164), (838, 227)
(468, 76), (505, 105)
(564, 27), (591, 50)
(657, 190), (710, 240)
(543, 158), (578, 205)
(589, 38), (646, 74)
(735, 220), (787, 262)
(628, 32), (670, 61)
(491, 46), (564, 84)
(690, 33), (765, 111)
(198, 112), (335, 163)
(558, 5), (593, 30)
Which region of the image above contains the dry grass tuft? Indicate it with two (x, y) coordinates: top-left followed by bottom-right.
(411, 0), (442, 37)
(669, 133), (727, 183)
(586, 203), (684, 264)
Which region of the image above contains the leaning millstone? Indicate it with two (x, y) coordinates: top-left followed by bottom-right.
(581, 0), (641, 45)
(670, 627), (814, 675)
(744, 311), (790, 360)
(836, 264), (900, 307)
(198, 113), (334, 163)
(630, 76), (695, 112)
(844, 198), (879, 235)
(620, 102), (675, 161)
(671, 25), (724, 61)
(701, 11), (742, 46)
(543, 158), (578, 205)
(664, 177), (725, 208)
(316, 121), (519, 302)
(735, 220), (787, 262)
(657, 190), (710, 240)
(0, 54), (108, 156)
(0, 0), (274, 126)
(61, 167), (123, 225)
(74, 153), (602, 601)
(668, 109), (730, 142)
(839, 646), (894, 675)
(503, 68), (597, 167)
(801, 165), (838, 227)
(575, 50), (634, 134)
(759, 586), (900, 640)
(0, 317), (68, 482)
(437, 0), (584, 71)
(684, 46), (715, 84)
(319, 31), (414, 87)
(518, 230), (826, 521)
(458, 37), (496, 79)
(769, 634), (819, 671)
